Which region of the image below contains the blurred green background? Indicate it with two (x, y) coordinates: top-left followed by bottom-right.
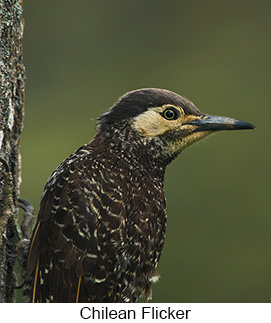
(19, 0), (270, 302)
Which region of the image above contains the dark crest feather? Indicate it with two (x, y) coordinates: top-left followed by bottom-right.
(98, 88), (202, 132)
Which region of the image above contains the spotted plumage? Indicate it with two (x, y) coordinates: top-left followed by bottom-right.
(26, 88), (254, 302)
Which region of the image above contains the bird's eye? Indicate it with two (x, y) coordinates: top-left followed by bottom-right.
(162, 107), (179, 120)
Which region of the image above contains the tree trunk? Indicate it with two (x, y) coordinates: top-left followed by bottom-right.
(0, 0), (25, 302)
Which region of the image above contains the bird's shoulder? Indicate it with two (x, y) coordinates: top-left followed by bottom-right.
(40, 140), (165, 222)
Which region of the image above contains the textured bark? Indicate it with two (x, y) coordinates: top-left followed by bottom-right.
(0, 0), (25, 302)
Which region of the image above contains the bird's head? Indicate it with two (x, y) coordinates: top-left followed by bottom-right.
(98, 88), (255, 167)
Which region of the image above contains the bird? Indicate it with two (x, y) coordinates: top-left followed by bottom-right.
(26, 88), (255, 302)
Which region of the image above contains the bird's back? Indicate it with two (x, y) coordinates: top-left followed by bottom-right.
(27, 138), (167, 302)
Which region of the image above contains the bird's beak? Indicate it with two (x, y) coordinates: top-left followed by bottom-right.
(187, 115), (255, 132)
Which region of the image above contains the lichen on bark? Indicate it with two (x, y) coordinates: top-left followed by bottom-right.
(0, 0), (25, 303)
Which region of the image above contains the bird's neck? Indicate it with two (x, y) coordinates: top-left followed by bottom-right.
(92, 125), (170, 183)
